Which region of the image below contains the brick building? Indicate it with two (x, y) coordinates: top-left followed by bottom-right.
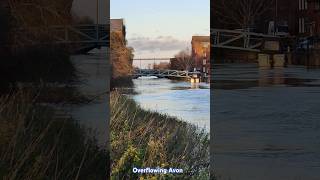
(191, 36), (210, 76)
(302, 0), (320, 36)
(276, 0), (320, 36)
(110, 19), (126, 43)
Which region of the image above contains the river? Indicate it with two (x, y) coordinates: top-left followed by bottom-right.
(130, 77), (210, 131)
(69, 48), (109, 147)
(213, 63), (320, 180)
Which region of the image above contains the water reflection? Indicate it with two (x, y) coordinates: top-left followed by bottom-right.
(213, 63), (320, 180)
(213, 64), (320, 90)
(69, 50), (109, 147)
(131, 77), (210, 131)
(258, 67), (283, 86)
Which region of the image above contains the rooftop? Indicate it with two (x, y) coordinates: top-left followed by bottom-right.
(111, 19), (125, 32)
(192, 36), (210, 43)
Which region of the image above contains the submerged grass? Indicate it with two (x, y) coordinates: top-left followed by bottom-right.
(110, 91), (209, 179)
(0, 90), (108, 180)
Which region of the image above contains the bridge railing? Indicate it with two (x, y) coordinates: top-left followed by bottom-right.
(211, 28), (279, 52)
(13, 24), (109, 45)
(133, 69), (202, 78)
(49, 24), (109, 44)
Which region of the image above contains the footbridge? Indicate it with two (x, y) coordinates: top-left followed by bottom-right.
(212, 29), (279, 52)
(14, 24), (109, 54)
(133, 69), (201, 79)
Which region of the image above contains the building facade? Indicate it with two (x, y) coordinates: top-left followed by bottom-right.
(191, 36), (210, 77)
(302, 0), (320, 36)
(276, 0), (320, 36)
(110, 19), (126, 43)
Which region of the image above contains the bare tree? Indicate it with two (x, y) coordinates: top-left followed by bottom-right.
(171, 49), (194, 71)
(213, 0), (275, 29)
(7, 0), (73, 48)
(111, 31), (134, 79)
(154, 62), (170, 70)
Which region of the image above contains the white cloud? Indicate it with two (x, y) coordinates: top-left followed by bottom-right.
(127, 35), (190, 53)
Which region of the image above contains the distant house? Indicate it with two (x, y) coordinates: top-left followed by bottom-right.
(275, 0), (320, 36)
(191, 36), (210, 76)
(302, 0), (320, 36)
(110, 19), (126, 43)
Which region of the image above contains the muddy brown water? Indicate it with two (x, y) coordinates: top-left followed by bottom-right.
(212, 63), (320, 180)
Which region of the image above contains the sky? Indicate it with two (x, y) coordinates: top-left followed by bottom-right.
(110, 0), (210, 60)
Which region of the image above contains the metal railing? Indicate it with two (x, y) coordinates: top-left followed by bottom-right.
(211, 28), (279, 52)
(48, 24), (109, 44)
(133, 69), (201, 78)
(14, 24), (109, 45)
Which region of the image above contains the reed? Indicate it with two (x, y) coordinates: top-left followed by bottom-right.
(0, 90), (108, 179)
(110, 91), (209, 179)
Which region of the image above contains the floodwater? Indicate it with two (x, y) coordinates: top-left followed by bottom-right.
(131, 77), (210, 131)
(213, 63), (320, 180)
(69, 48), (109, 147)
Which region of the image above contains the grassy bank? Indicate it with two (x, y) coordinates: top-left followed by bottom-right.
(0, 90), (108, 179)
(0, 2), (109, 179)
(110, 91), (209, 179)
(110, 31), (135, 90)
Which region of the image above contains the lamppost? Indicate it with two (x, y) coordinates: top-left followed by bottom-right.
(96, 0), (99, 41)
(274, 0), (278, 35)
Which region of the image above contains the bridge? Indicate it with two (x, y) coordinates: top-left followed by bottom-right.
(212, 29), (279, 52)
(133, 58), (173, 69)
(14, 24), (109, 54)
(133, 69), (201, 79)
(133, 58), (172, 61)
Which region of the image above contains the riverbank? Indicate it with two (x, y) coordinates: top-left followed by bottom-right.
(0, 89), (107, 179)
(110, 91), (209, 179)
(0, 48), (109, 179)
(0, 2), (109, 179)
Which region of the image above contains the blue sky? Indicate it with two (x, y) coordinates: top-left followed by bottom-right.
(111, 0), (210, 59)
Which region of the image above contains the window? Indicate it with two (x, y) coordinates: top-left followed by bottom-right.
(299, 0), (308, 10)
(299, 18), (305, 33)
(203, 67), (206, 73)
(203, 59), (206, 65)
(201, 42), (209, 48)
(316, 0), (320, 10)
(305, 0), (308, 9)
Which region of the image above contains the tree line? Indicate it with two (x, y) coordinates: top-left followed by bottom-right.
(212, 0), (275, 31)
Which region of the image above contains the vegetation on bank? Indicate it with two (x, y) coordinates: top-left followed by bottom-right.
(110, 19), (209, 179)
(0, 2), (78, 91)
(110, 91), (209, 179)
(0, 90), (108, 179)
(170, 49), (195, 71)
(110, 31), (135, 89)
(0, 2), (109, 179)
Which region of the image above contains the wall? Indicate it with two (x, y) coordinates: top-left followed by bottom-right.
(72, 0), (109, 24)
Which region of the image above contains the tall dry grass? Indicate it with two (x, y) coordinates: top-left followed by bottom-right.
(110, 31), (135, 89)
(0, 90), (108, 179)
(110, 91), (209, 179)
